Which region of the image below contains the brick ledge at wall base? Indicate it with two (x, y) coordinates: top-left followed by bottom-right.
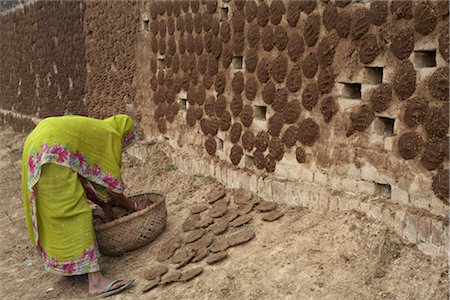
(126, 142), (449, 259)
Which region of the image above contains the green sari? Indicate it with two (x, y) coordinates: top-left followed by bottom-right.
(21, 114), (135, 275)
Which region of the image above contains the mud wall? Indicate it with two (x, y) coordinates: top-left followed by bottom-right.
(0, 1), (87, 120)
(84, 1), (139, 119)
(0, 0), (139, 129)
(136, 0), (449, 215)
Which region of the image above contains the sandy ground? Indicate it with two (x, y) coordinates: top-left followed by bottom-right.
(0, 125), (448, 300)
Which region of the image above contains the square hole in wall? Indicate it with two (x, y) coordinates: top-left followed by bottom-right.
(180, 98), (187, 110)
(232, 56), (243, 69)
(220, 7), (229, 21)
(216, 138), (224, 151)
(341, 83), (362, 99)
(254, 105), (267, 120)
(364, 67), (383, 84)
(143, 20), (149, 31)
(375, 183), (392, 198)
(414, 50), (436, 68)
(374, 117), (395, 136)
(157, 58), (165, 69)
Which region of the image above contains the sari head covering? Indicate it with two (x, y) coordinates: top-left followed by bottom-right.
(22, 114), (136, 248)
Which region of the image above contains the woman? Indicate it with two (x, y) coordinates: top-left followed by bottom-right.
(21, 114), (143, 297)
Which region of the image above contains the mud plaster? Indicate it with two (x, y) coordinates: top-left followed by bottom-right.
(287, 32), (304, 62)
(242, 130), (255, 152)
(321, 96), (338, 123)
(302, 52), (318, 79)
(240, 105), (254, 128)
(350, 8), (370, 40)
(230, 144), (244, 165)
(271, 54), (288, 84)
(232, 72), (245, 94)
(303, 14), (320, 47)
(231, 94), (244, 117)
(391, 27), (415, 60)
(302, 82), (319, 111)
(287, 1), (301, 27)
(215, 95), (227, 117)
(245, 76), (258, 101)
(439, 26), (449, 62)
(283, 100), (301, 124)
(255, 131), (270, 151)
(318, 67), (335, 94)
(370, 84), (392, 113)
(268, 137), (284, 161)
(230, 122), (243, 144)
(287, 68), (302, 93)
(296, 147), (306, 163)
(257, 2), (270, 27)
(245, 48), (258, 73)
(323, 3), (338, 31)
(393, 60), (416, 100)
(432, 168), (449, 203)
(391, 1), (413, 20)
(297, 118), (320, 146)
(261, 26), (275, 52)
(262, 81), (276, 105)
(269, 113), (284, 137)
(421, 137), (446, 171)
(253, 150), (267, 170)
(424, 104), (449, 139)
(404, 96), (429, 128)
(398, 131), (423, 160)
(359, 34), (380, 64)
(273, 88), (289, 113)
(428, 67), (449, 102)
(233, 32), (245, 55)
(347, 105), (375, 136)
(245, 1), (257, 23)
(336, 9), (351, 38)
(247, 23), (260, 48)
(282, 125), (299, 148)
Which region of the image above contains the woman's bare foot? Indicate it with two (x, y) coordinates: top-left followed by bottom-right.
(88, 271), (127, 296)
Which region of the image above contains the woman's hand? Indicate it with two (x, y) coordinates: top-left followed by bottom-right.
(101, 203), (117, 222)
(134, 199), (147, 211)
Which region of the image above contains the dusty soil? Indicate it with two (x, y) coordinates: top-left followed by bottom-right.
(0, 126), (448, 300)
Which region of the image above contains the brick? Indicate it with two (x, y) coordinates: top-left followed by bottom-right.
(346, 164), (361, 178)
(382, 207), (394, 229)
(238, 172), (251, 191)
(360, 202), (371, 215)
(429, 195), (448, 217)
(220, 166), (227, 185)
(292, 184), (310, 207)
(271, 180), (286, 204)
(417, 216), (432, 243)
(257, 177), (272, 200)
(391, 186), (409, 205)
(209, 163), (216, 178)
(402, 213), (418, 244)
(361, 164), (384, 183)
(368, 204), (382, 220)
(357, 180), (377, 195)
(298, 166), (314, 183)
(214, 164), (221, 181)
(283, 183), (296, 206)
(384, 136), (396, 151)
(317, 189), (331, 212)
(417, 242), (439, 257)
(368, 133), (384, 147)
(409, 193), (430, 210)
(431, 219), (444, 247)
(314, 172), (328, 186)
(394, 210), (406, 237)
(328, 175), (341, 189)
(249, 174), (258, 193)
(329, 196), (339, 212)
(340, 178), (359, 193)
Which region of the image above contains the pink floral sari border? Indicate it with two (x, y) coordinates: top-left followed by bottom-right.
(37, 243), (100, 276)
(26, 142), (125, 275)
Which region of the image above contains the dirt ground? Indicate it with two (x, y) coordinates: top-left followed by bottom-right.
(0, 125), (448, 300)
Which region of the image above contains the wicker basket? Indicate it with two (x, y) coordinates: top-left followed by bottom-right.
(94, 192), (167, 256)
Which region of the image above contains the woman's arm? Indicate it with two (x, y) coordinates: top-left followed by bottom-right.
(107, 190), (147, 211)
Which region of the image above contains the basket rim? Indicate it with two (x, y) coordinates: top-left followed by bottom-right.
(94, 192), (166, 231)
